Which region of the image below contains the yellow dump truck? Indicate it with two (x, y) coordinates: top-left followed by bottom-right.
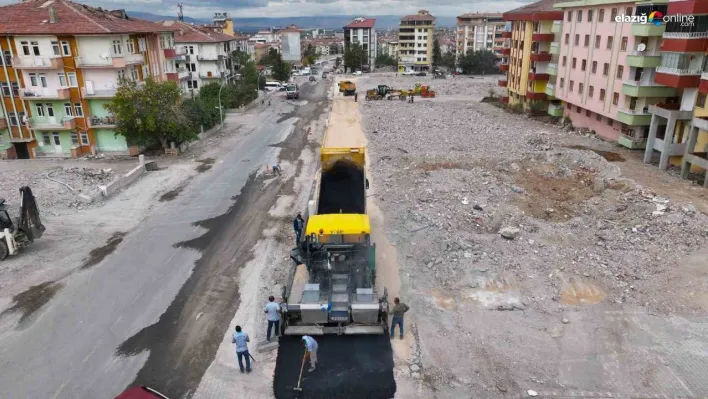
(338, 80), (356, 96)
(282, 138), (389, 336)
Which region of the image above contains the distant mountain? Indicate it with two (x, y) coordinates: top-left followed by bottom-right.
(124, 11), (457, 31)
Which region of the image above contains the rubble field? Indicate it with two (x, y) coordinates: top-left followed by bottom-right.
(359, 75), (708, 397)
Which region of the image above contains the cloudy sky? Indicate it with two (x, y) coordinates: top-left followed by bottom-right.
(0, 0), (534, 18)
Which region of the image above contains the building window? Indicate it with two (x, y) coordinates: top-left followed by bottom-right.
(159, 36), (166, 49)
(586, 109), (592, 117)
(572, 57), (577, 68)
(596, 113), (602, 121)
(187, 80), (198, 89)
(67, 72), (78, 87)
(21, 41), (30, 55)
(595, 35), (601, 49)
(42, 133), (51, 146)
(581, 60), (586, 71)
(567, 11), (572, 22)
(138, 38), (147, 52)
(31, 41), (40, 55)
(46, 103), (54, 117)
(565, 33), (569, 45)
(600, 89), (606, 101)
(612, 92), (619, 105)
(8, 113), (18, 126)
(51, 41), (61, 56)
(187, 45), (194, 54)
(117, 70), (126, 81)
(574, 34), (579, 46)
(579, 83), (584, 94)
(584, 35), (589, 47)
(610, 8), (618, 21)
(603, 63), (609, 76)
(607, 36), (613, 49)
(588, 10), (594, 22)
(589, 86), (594, 97)
(577, 105), (582, 113)
(616, 65), (624, 79)
(620, 37), (628, 51)
(607, 118), (613, 126)
(591, 61), (597, 73)
(29, 73), (38, 86)
(625, 7), (633, 16)
(130, 68), (139, 81)
(697, 93), (707, 108)
(64, 103), (73, 116)
(74, 103), (83, 117)
(570, 80), (575, 91)
(562, 56), (567, 66)
(560, 78), (565, 88)
(58, 73), (67, 86)
(599, 9), (605, 22)
(0, 82), (8, 96)
(577, 10), (583, 22)
(71, 132), (79, 145)
(112, 40), (123, 55)
(39, 73), (48, 88)
(127, 39), (135, 53)
(566, 102), (572, 109)
(61, 41), (71, 56)
(80, 132), (90, 145)
(36, 103), (45, 117)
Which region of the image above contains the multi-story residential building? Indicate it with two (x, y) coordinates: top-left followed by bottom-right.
(212, 12), (235, 36)
(344, 18), (377, 71)
(456, 13), (505, 57)
(158, 21), (237, 94)
(645, 0), (708, 173)
(398, 10), (436, 72)
(280, 25), (302, 63)
(501, 0), (563, 111)
(254, 43), (279, 63)
(0, 0), (177, 159)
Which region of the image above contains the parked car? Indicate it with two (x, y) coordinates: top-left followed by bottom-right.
(402, 70), (416, 76)
(353, 70), (362, 76)
(115, 386), (169, 399)
(416, 71), (427, 76)
(309, 75), (316, 82)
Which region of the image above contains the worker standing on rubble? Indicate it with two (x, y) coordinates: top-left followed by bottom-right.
(293, 213), (304, 245)
(232, 325), (251, 373)
(302, 335), (318, 372)
(264, 296), (281, 342)
(390, 297), (410, 339)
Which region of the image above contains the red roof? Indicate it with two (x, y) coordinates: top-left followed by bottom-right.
(0, 0), (172, 35)
(158, 20), (234, 43)
(401, 13), (436, 22)
(344, 18), (376, 29)
(503, 0), (564, 21)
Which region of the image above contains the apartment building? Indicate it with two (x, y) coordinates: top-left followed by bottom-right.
(344, 18), (377, 71)
(456, 13), (505, 57)
(0, 0), (177, 159)
(158, 21), (237, 94)
(501, 0), (563, 110)
(398, 10), (436, 72)
(280, 25), (302, 63)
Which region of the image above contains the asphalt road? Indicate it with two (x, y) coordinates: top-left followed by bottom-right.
(0, 79), (328, 399)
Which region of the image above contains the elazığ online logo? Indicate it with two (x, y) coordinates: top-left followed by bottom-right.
(615, 12), (694, 26)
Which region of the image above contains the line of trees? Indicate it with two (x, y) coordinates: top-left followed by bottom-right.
(432, 38), (499, 74)
(259, 47), (291, 82)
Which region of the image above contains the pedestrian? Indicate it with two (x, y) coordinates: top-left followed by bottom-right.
(390, 297), (410, 340)
(264, 296), (281, 342)
(261, 99), (265, 106)
(301, 335), (318, 372)
(232, 325), (251, 373)
(354, 92), (358, 102)
(268, 99), (271, 106)
(272, 163), (281, 176)
(293, 213), (304, 245)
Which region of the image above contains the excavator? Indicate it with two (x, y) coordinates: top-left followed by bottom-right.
(0, 186), (45, 260)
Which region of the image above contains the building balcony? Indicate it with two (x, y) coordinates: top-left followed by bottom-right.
(197, 54), (226, 62)
(166, 72), (179, 82)
(551, 21), (562, 34)
(528, 72), (550, 81)
(621, 81), (677, 97)
(548, 63), (558, 75)
(545, 83), (556, 97)
(616, 109), (652, 126)
(548, 103), (564, 117)
(532, 33), (554, 42)
(500, 47), (510, 55)
(618, 133), (647, 150)
(550, 42), (560, 55)
(699, 72), (708, 94)
(530, 52), (552, 62)
(81, 87), (117, 98)
(649, 103), (694, 120)
(663, 32), (708, 40)
(526, 90), (547, 100)
(0, 116), (7, 129)
(199, 71), (225, 79)
(163, 48), (177, 58)
(29, 116), (77, 131)
(626, 51), (662, 68)
(498, 79), (507, 87)
(655, 67), (702, 88)
(631, 23), (665, 37)
(88, 115), (117, 128)
(19, 87), (71, 101)
(501, 31), (511, 38)
(500, 63), (509, 72)
(660, 32), (708, 52)
(107, 53), (145, 68)
(12, 56), (64, 69)
(75, 56), (128, 69)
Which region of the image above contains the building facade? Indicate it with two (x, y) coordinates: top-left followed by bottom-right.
(0, 0), (177, 159)
(344, 18), (377, 71)
(502, 0), (563, 111)
(456, 13), (506, 57)
(398, 10), (436, 72)
(280, 25), (302, 63)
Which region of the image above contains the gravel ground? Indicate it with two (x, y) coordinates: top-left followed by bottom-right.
(359, 74), (708, 396)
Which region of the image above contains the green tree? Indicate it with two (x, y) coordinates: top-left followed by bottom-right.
(303, 44), (318, 66)
(259, 48), (280, 66)
(343, 42), (367, 72)
(231, 50), (251, 71)
(105, 79), (194, 151)
(375, 53), (397, 67)
(432, 38), (442, 67)
(241, 61), (264, 89)
(457, 50), (498, 74)
(440, 51), (456, 70)
(329, 43), (339, 55)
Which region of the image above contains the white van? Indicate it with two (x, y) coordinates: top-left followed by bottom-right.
(264, 81), (283, 91)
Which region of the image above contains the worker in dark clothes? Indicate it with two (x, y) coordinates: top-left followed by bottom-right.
(354, 92), (358, 102)
(293, 213), (304, 245)
(390, 297), (410, 339)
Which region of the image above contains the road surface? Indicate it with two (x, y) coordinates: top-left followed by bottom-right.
(0, 80), (329, 399)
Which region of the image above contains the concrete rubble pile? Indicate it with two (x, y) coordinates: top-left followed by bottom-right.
(360, 80), (708, 315)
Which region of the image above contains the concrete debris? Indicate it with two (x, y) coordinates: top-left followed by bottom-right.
(499, 227), (520, 240)
(561, 317), (570, 324)
(528, 390), (539, 397)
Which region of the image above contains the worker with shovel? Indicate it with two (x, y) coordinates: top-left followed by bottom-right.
(232, 325), (252, 373)
(302, 335), (318, 372)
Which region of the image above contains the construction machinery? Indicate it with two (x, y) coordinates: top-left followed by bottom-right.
(421, 85), (436, 98)
(338, 80), (356, 96)
(0, 186), (45, 260)
(282, 136), (389, 336)
(365, 85), (406, 101)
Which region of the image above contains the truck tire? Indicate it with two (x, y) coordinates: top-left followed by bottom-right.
(0, 240), (8, 261)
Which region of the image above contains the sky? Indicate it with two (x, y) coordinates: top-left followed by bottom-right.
(0, 0), (535, 19)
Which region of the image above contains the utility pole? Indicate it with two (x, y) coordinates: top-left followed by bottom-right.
(177, 3), (184, 22)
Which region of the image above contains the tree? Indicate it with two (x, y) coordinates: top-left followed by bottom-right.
(231, 50), (251, 71)
(105, 79), (194, 151)
(375, 53), (397, 67)
(241, 61), (265, 89)
(457, 50), (498, 75)
(343, 42), (367, 72)
(303, 44), (318, 66)
(440, 51), (456, 70)
(259, 48), (280, 66)
(432, 38), (442, 67)
(329, 43), (340, 55)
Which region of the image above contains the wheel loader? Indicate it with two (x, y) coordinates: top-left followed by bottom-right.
(0, 186), (45, 260)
